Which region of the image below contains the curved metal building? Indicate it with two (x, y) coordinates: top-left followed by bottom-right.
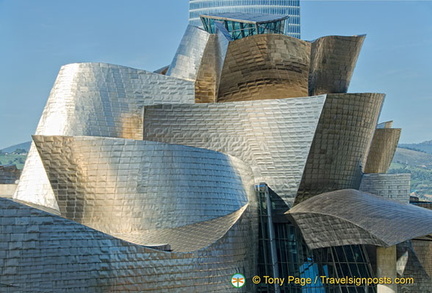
(14, 63), (195, 210)
(3, 9), (432, 293)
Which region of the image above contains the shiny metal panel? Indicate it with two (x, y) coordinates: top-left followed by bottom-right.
(295, 93), (385, 204)
(32, 136), (254, 242)
(194, 35), (220, 103)
(195, 28), (230, 103)
(360, 173), (411, 204)
(166, 25), (211, 81)
(0, 197), (258, 292)
(218, 34), (311, 102)
(397, 241), (432, 292)
(309, 35), (366, 96)
(288, 189), (432, 249)
(364, 128), (401, 173)
(14, 63), (194, 210)
(143, 95), (326, 207)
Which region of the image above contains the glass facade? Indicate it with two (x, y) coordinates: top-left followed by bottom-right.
(257, 184), (377, 293)
(189, 0), (301, 38)
(200, 14), (287, 40)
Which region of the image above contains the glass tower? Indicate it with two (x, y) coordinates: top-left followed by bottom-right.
(189, 0), (300, 38)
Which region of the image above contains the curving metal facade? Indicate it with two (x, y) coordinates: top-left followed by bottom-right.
(295, 93), (385, 204)
(3, 6), (432, 291)
(308, 35), (366, 96)
(143, 95), (326, 206)
(166, 25), (212, 81)
(288, 189), (432, 250)
(14, 63), (195, 210)
(364, 128), (401, 173)
(0, 197), (257, 292)
(189, 0), (301, 38)
(360, 173), (411, 204)
(167, 25), (365, 104)
(32, 135), (255, 244)
(218, 34), (311, 102)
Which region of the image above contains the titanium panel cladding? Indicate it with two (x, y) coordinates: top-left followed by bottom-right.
(360, 173), (410, 204)
(144, 95), (326, 207)
(295, 93), (385, 204)
(364, 128), (401, 173)
(14, 63), (194, 210)
(32, 136), (254, 240)
(288, 189), (432, 249)
(309, 35), (365, 96)
(218, 34), (311, 102)
(166, 25), (211, 81)
(189, 0), (301, 38)
(0, 197), (258, 292)
(195, 31), (229, 103)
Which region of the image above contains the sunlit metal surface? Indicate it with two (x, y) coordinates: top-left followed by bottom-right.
(218, 34), (311, 102)
(288, 189), (432, 249)
(166, 25), (211, 81)
(295, 93), (385, 204)
(412, 239), (432, 281)
(167, 26), (364, 105)
(309, 35), (366, 96)
(397, 241), (432, 292)
(0, 197), (257, 292)
(195, 28), (232, 103)
(32, 135), (254, 243)
(364, 128), (401, 173)
(360, 173), (411, 204)
(143, 95), (326, 207)
(14, 63), (194, 210)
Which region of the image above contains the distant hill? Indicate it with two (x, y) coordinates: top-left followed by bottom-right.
(1, 141), (31, 153)
(390, 147), (432, 197)
(399, 140), (432, 155)
(392, 147), (432, 168)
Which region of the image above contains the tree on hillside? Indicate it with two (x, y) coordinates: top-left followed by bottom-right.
(14, 148), (27, 154)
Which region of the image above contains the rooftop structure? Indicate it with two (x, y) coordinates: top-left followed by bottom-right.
(200, 12), (288, 39)
(189, 0), (301, 38)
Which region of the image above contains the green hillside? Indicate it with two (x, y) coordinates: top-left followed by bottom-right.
(399, 140), (432, 155)
(0, 153), (27, 169)
(389, 147), (432, 198)
(0, 143), (29, 169)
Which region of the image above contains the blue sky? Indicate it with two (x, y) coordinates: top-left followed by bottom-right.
(1, 0), (431, 149)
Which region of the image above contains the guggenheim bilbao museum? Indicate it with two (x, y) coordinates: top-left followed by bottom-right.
(2, 6), (432, 293)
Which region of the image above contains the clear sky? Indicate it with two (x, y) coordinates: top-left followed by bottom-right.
(1, 0), (431, 149)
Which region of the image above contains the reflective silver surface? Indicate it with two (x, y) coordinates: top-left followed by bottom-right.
(288, 189), (432, 249)
(360, 173), (411, 204)
(0, 197), (257, 292)
(143, 95), (326, 207)
(166, 25), (211, 81)
(309, 35), (366, 96)
(14, 63), (194, 210)
(32, 135), (254, 248)
(168, 27), (363, 104)
(3, 7), (429, 289)
(295, 93), (385, 204)
(218, 34), (311, 102)
(364, 127), (401, 173)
